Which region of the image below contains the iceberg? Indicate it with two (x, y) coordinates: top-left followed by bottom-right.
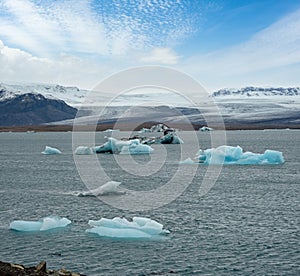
(199, 126), (213, 132)
(95, 137), (154, 154)
(41, 146), (62, 155)
(139, 132), (184, 145)
(9, 216), (71, 232)
(86, 217), (170, 238)
(77, 181), (123, 196)
(74, 146), (94, 155)
(196, 145), (284, 165)
(119, 139), (154, 155)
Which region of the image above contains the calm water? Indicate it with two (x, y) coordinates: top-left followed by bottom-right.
(0, 130), (299, 275)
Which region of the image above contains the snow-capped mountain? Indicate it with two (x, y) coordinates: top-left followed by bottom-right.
(0, 83), (88, 106)
(0, 92), (77, 126)
(1, 83), (300, 128)
(212, 86), (300, 97)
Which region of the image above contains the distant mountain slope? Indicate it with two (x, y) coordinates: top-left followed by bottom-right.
(0, 93), (77, 126)
(1, 83), (300, 128)
(0, 83), (88, 106)
(212, 86), (300, 97)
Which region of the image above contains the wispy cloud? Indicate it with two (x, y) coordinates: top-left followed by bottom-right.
(0, 0), (198, 57)
(184, 7), (300, 89)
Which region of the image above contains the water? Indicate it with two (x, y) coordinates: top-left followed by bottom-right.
(0, 130), (299, 275)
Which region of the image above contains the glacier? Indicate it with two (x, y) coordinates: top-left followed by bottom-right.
(86, 217), (170, 239)
(195, 145), (284, 165)
(95, 137), (154, 154)
(41, 146), (62, 155)
(9, 216), (71, 232)
(77, 181), (123, 196)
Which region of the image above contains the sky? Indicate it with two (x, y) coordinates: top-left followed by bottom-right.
(0, 0), (300, 91)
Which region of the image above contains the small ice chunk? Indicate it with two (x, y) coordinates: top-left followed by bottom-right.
(75, 146), (94, 155)
(179, 158), (196, 164)
(78, 181), (122, 196)
(10, 216), (71, 232)
(41, 146), (62, 155)
(199, 126), (213, 132)
(86, 216), (169, 238)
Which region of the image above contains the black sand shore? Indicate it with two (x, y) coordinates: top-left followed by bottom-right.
(0, 260), (84, 276)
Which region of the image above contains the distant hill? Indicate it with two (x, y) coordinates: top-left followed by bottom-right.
(0, 93), (77, 126)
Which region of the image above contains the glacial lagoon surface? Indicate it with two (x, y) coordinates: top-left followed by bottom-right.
(0, 130), (299, 275)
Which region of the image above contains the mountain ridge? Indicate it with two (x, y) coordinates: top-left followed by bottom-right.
(0, 92), (77, 126)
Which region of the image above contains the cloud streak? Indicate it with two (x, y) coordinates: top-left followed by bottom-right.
(185, 7), (300, 89)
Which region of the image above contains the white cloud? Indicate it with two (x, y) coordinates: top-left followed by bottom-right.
(140, 47), (179, 64)
(184, 8), (300, 90)
(0, 40), (115, 89)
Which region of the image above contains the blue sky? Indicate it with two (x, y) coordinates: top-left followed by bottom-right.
(0, 0), (300, 91)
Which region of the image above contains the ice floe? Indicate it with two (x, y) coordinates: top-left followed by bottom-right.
(86, 217), (170, 238)
(41, 146), (62, 155)
(77, 181), (123, 196)
(9, 216), (71, 232)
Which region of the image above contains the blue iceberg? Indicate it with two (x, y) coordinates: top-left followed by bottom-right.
(196, 145), (284, 165)
(41, 146), (62, 155)
(95, 137), (154, 154)
(86, 217), (169, 238)
(10, 216), (71, 232)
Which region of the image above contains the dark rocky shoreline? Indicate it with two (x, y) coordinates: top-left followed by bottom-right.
(0, 261), (85, 276)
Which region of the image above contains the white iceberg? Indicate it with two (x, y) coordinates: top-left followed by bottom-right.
(77, 181), (123, 196)
(74, 146), (94, 155)
(95, 137), (154, 154)
(86, 217), (170, 238)
(10, 216), (71, 232)
(41, 146), (62, 155)
(196, 145), (284, 165)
